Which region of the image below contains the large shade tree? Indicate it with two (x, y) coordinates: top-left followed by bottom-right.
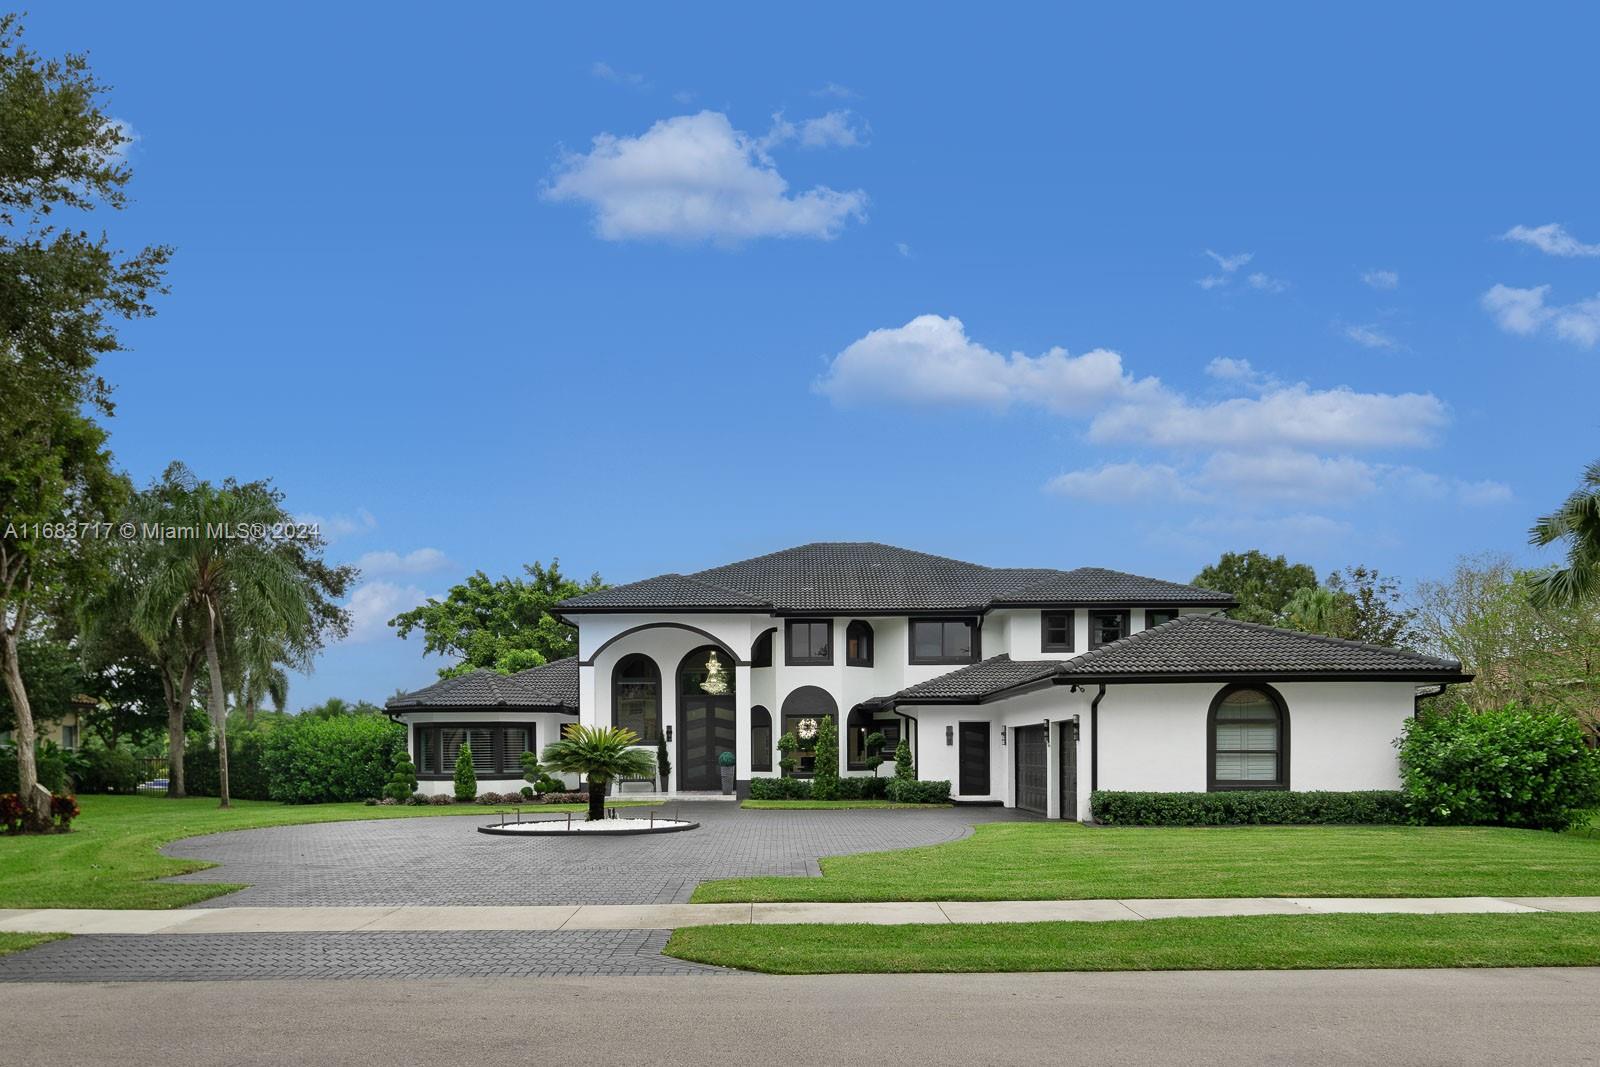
(1192, 550), (1318, 625)
(0, 14), (168, 829)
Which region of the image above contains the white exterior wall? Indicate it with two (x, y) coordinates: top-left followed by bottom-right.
(399, 709), (578, 796)
(989, 606), (1213, 661)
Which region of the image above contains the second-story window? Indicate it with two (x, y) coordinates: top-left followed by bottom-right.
(1042, 611), (1074, 652)
(846, 620), (874, 666)
(1088, 610), (1129, 649)
(786, 619), (833, 665)
(1146, 609), (1179, 629)
(910, 618), (978, 664)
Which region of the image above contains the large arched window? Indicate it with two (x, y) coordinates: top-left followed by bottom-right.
(846, 620), (874, 667)
(612, 654), (661, 742)
(751, 705), (773, 772)
(780, 686), (838, 777)
(1208, 684), (1288, 790)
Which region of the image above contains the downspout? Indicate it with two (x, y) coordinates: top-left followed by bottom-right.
(899, 710), (919, 771)
(1089, 684), (1106, 793)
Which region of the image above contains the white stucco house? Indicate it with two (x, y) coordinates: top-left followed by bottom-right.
(386, 542), (1469, 819)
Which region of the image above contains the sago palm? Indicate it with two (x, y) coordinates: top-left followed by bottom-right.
(539, 724), (657, 820)
(1530, 459), (1600, 609)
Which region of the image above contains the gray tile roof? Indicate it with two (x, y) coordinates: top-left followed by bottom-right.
(1056, 615), (1468, 680)
(864, 655), (1063, 707)
(386, 657), (579, 711)
(556, 542), (1234, 615)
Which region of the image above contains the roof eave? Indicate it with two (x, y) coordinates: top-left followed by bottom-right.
(1052, 670), (1474, 685)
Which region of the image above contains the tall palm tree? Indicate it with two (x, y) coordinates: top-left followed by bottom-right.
(539, 724), (657, 821)
(132, 468), (316, 808)
(1530, 460), (1600, 609)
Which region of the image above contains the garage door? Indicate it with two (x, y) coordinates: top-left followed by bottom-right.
(1014, 725), (1047, 815)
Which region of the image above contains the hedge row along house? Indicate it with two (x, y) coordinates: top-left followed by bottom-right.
(385, 543), (1470, 817)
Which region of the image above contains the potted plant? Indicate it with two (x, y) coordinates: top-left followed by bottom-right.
(718, 750), (736, 794)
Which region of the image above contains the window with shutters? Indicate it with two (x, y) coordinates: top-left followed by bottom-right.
(414, 723), (534, 778)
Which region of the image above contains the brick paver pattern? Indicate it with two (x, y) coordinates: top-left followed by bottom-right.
(161, 801), (1030, 907)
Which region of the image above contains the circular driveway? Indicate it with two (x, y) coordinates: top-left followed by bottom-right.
(161, 802), (1033, 907)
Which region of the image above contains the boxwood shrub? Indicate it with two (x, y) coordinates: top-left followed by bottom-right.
(261, 715), (406, 804)
(1090, 789), (1410, 826)
(885, 778), (952, 804)
(1398, 703), (1600, 831)
(748, 776), (892, 801)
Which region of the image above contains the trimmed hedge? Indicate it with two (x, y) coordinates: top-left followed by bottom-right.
(885, 778), (952, 804)
(260, 715), (406, 804)
(1398, 703), (1600, 832)
(182, 734), (273, 801)
(1090, 790), (1410, 826)
(748, 776), (892, 801)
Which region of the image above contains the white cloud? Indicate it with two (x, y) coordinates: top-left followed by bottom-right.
(1502, 223), (1600, 258)
(344, 581), (432, 643)
(1343, 323), (1398, 349)
(1206, 250), (1253, 273)
(545, 111), (868, 244)
(1046, 462), (1195, 502)
(788, 110), (868, 149)
(106, 118), (138, 162)
(1247, 271), (1288, 293)
(1204, 357), (1261, 384)
(355, 547), (452, 576)
(1200, 449), (1379, 503)
(1482, 283), (1600, 348)
(1196, 275), (1228, 290)
(591, 61), (649, 89)
(896, 242), (912, 258)
(815, 314), (1156, 414)
(812, 82), (858, 99)
(1362, 269), (1399, 290)
(296, 508), (377, 541)
(1183, 512), (1354, 545)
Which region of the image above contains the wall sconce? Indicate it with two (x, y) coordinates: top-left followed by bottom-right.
(1000, 727), (1007, 746)
(665, 725), (673, 742)
(945, 725), (954, 745)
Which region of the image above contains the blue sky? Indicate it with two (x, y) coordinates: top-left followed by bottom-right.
(32, 3), (1600, 707)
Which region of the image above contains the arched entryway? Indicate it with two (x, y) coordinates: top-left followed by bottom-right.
(780, 685), (838, 777)
(677, 646), (737, 791)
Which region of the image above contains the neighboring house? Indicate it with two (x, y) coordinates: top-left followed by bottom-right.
(0, 702), (85, 752)
(385, 542), (1469, 818)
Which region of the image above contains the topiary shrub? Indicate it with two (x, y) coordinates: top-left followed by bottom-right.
(1090, 790), (1410, 826)
(384, 748), (419, 802)
(1398, 702), (1600, 831)
(893, 738), (914, 780)
(260, 715), (407, 804)
(777, 732), (799, 776)
(520, 785), (536, 799)
(656, 733), (671, 791)
(885, 778), (950, 804)
(453, 743), (478, 801)
(518, 751), (565, 795)
(811, 717), (840, 800)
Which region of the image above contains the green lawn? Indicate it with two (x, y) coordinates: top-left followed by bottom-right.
(692, 821), (1600, 902)
(741, 800), (941, 810)
(0, 794), (641, 909)
(666, 912), (1600, 974)
(0, 933), (67, 958)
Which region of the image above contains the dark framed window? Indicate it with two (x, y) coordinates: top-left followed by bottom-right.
(414, 723), (533, 779)
(612, 653), (662, 742)
(846, 707), (899, 770)
(751, 628), (774, 668)
(909, 617), (979, 664)
(846, 620), (874, 666)
(780, 685), (838, 777)
(1088, 610), (1129, 649)
(1208, 684), (1289, 791)
(1146, 609), (1179, 629)
(751, 705), (773, 772)
(786, 619), (833, 665)
(1042, 611), (1075, 652)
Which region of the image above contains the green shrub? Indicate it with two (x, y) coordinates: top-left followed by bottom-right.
(893, 738), (914, 780)
(837, 775), (888, 800)
(383, 748), (418, 802)
(260, 715), (406, 804)
(718, 750), (736, 767)
(1090, 790), (1410, 826)
(749, 777), (813, 800)
(518, 751), (566, 794)
(1397, 703), (1600, 831)
(181, 733), (272, 801)
(885, 778), (950, 804)
(453, 742), (477, 801)
(812, 717), (840, 799)
(0, 742), (68, 794)
(69, 746), (141, 794)
(656, 734), (671, 790)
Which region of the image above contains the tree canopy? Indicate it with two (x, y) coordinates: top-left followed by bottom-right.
(1193, 550), (1318, 625)
(1529, 458), (1600, 609)
(389, 560), (604, 677)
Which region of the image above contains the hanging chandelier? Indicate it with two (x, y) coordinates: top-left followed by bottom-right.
(700, 650), (729, 695)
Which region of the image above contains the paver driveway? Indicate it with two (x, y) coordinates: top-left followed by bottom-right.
(161, 801), (1032, 907)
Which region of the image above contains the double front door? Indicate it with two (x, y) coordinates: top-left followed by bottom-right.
(678, 696), (736, 791)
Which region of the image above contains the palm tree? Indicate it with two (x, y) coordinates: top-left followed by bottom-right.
(1278, 586), (1354, 638)
(539, 724), (657, 821)
(1530, 460), (1600, 609)
(132, 467), (317, 807)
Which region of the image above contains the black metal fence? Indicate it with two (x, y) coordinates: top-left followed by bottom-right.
(133, 757), (170, 796)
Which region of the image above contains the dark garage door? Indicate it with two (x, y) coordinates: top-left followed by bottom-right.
(1014, 724), (1047, 815)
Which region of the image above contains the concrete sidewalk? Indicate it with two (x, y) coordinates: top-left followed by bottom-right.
(5, 895), (1599, 934)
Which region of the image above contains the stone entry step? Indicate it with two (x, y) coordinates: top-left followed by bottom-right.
(4, 896), (1598, 935)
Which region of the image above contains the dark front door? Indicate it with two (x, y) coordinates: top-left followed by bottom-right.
(958, 721), (990, 796)
(1014, 724), (1047, 814)
(1057, 720), (1078, 820)
(678, 697), (736, 791)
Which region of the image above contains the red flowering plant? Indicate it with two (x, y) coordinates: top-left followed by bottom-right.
(50, 793), (80, 831)
(0, 793), (23, 834)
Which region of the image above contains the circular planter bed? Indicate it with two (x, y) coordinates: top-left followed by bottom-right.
(478, 816), (698, 836)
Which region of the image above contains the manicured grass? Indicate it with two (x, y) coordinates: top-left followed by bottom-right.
(666, 912), (1600, 974)
(691, 821), (1600, 902)
(0, 793), (646, 909)
(740, 800), (940, 810)
(0, 933), (67, 958)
